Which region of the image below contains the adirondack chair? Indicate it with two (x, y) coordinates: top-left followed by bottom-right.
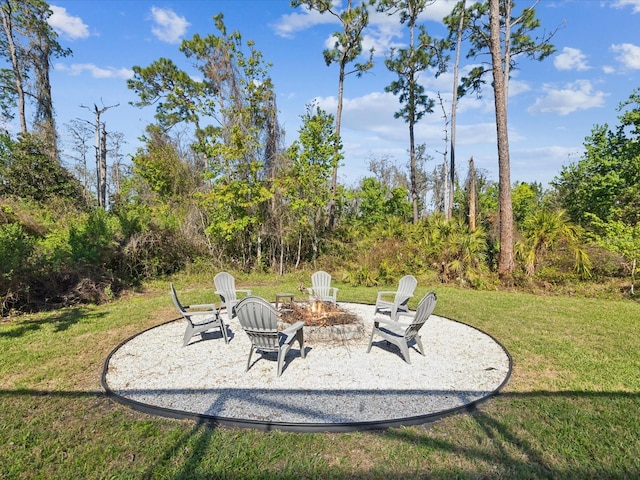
(374, 275), (418, 321)
(234, 296), (306, 377)
(367, 291), (437, 364)
(170, 283), (229, 347)
(307, 271), (338, 305)
(213, 272), (251, 319)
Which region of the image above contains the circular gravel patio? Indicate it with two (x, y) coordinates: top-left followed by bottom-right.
(102, 303), (511, 432)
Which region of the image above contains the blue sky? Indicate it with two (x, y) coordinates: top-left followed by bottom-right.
(27, 1), (640, 187)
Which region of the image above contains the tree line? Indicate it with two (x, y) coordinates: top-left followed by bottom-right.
(0, 0), (638, 315)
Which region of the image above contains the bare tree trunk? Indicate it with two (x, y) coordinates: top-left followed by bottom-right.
(279, 236), (285, 276)
(295, 233), (302, 269)
(489, 0), (515, 276)
(99, 124), (108, 208)
(448, 0), (466, 220)
(467, 157), (476, 231)
(408, 14), (418, 224)
(409, 121), (419, 223)
(0, 1), (27, 134)
(328, 63), (345, 229)
(32, 24), (57, 159)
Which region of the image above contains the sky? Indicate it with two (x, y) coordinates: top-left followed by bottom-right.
(12, 0), (640, 189)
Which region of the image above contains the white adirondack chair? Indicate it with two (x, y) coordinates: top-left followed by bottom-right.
(307, 270), (338, 305)
(170, 283), (229, 346)
(235, 295), (305, 377)
(374, 275), (418, 321)
(213, 272), (251, 319)
(367, 291), (437, 364)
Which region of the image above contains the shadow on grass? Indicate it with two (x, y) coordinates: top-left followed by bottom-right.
(0, 307), (106, 338)
(1, 388), (639, 479)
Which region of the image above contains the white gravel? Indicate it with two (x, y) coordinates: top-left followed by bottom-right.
(103, 303), (510, 429)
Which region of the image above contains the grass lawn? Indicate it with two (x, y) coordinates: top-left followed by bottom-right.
(1, 272), (639, 479)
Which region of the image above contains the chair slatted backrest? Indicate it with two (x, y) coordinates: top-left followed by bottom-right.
(214, 272), (237, 302)
(311, 271), (332, 297)
(170, 283), (186, 315)
(405, 291), (437, 341)
(235, 296), (280, 352)
(397, 275), (418, 301)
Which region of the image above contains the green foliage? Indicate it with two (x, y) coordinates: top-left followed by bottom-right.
(444, 0), (556, 99)
(68, 209), (122, 266)
(411, 214), (489, 284)
(587, 214), (640, 295)
(515, 209), (591, 278)
(292, 1), (373, 75)
(346, 176), (411, 227)
(0, 222), (33, 279)
(553, 89), (640, 226)
(131, 126), (193, 201)
(277, 103), (339, 262)
(0, 133), (85, 206)
(511, 181), (544, 226)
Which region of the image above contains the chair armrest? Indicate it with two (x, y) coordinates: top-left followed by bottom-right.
(184, 309), (219, 318)
(396, 310), (416, 322)
(282, 320), (305, 334)
(395, 294), (413, 306)
(376, 291), (395, 302)
(236, 289), (251, 296)
(374, 316), (403, 327)
(281, 321), (305, 341)
(373, 316), (407, 333)
(185, 303), (217, 311)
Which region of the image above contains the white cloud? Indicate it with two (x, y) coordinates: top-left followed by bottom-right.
(55, 63), (133, 79)
(554, 47), (590, 71)
(272, 4), (339, 38)
(612, 0), (640, 13)
(48, 5), (89, 40)
(611, 43), (640, 69)
(528, 80), (607, 116)
(150, 7), (189, 44)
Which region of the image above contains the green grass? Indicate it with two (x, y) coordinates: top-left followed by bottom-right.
(1, 272), (639, 479)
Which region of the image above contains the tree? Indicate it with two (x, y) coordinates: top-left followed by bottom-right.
(65, 118), (93, 202)
(377, 0), (446, 223)
(511, 180), (543, 226)
(553, 89), (640, 226)
(446, 0), (466, 220)
(291, 0), (374, 228)
(0, 0), (70, 156)
(129, 14), (281, 268)
(80, 102), (118, 209)
(282, 103), (338, 264)
(444, 0), (556, 277)
(0, 132), (84, 205)
(587, 216), (640, 296)
(466, 156), (477, 231)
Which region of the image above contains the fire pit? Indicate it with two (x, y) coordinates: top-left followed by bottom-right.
(279, 301), (365, 342)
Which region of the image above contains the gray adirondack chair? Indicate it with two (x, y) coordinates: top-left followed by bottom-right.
(374, 275), (418, 321)
(170, 283), (229, 346)
(234, 296), (305, 377)
(213, 271), (251, 319)
(367, 291), (437, 364)
(307, 270), (338, 305)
